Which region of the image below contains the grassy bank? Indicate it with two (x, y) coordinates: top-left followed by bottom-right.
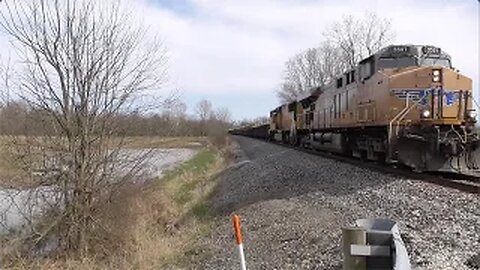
(127, 146), (225, 268)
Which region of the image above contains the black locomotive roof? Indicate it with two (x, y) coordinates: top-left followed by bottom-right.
(296, 86), (323, 103)
(365, 44), (451, 62)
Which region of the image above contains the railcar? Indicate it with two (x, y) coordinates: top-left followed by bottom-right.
(267, 44), (478, 174)
(229, 124), (270, 140)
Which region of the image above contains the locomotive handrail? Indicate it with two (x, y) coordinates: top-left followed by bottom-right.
(387, 94), (410, 161)
(388, 93), (429, 161)
(395, 93), (429, 133)
(388, 94), (410, 142)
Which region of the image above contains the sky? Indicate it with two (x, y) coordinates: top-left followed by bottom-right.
(131, 0), (479, 120)
(1, 0), (479, 120)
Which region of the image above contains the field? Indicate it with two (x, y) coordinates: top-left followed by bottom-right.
(121, 136), (208, 149)
(0, 137), (26, 188)
(0, 136), (208, 188)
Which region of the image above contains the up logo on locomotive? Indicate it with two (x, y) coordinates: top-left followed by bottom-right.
(390, 89), (459, 107)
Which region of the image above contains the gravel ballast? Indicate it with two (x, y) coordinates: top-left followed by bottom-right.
(194, 136), (479, 270)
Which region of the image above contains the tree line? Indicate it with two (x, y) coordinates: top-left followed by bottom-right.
(0, 98), (231, 137)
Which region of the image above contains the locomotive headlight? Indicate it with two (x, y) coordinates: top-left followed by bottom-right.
(467, 109), (477, 119)
(432, 69), (441, 82)
(421, 110), (431, 118)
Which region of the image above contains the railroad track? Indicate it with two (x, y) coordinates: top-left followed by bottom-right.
(235, 136), (480, 194)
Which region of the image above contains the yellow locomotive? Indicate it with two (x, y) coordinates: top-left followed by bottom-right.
(269, 45), (478, 173)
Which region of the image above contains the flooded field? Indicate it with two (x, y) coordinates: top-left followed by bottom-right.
(0, 148), (198, 233)
(138, 148), (198, 180)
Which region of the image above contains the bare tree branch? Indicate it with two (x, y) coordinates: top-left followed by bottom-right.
(0, 0), (168, 256)
(325, 13), (394, 69)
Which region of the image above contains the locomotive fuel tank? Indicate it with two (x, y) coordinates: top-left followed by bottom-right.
(310, 132), (347, 153)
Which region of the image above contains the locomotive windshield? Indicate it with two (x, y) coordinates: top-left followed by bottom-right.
(378, 56), (417, 69)
(418, 57), (451, 68)
(378, 45), (451, 69)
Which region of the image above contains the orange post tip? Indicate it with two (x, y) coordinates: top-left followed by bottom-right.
(233, 214), (243, 245)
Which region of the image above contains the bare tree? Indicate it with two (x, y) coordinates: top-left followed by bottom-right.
(317, 41), (346, 83)
(277, 42), (345, 103)
(207, 106), (231, 147)
(0, 0), (167, 256)
(235, 116), (269, 127)
(277, 49), (322, 103)
(325, 13), (394, 69)
(213, 107), (231, 125)
(195, 99), (212, 136)
(253, 116), (269, 125)
(0, 55), (12, 107)
(160, 96), (187, 136)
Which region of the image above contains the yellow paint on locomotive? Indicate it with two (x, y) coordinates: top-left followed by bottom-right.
(301, 66), (474, 130)
(296, 102), (304, 130)
(270, 45), (474, 134)
(280, 104), (292, 131)
(383, 66), (473, 126)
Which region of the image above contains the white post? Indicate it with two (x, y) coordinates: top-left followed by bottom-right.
(238, 243), (247, 270)
(233, 215), (247, 270)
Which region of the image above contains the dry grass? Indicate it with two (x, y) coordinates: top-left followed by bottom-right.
(0, 136), (29, 187)
(0, 135), (73, 188)
(126, 146), (226, 269)
(0, 138), (231, 269)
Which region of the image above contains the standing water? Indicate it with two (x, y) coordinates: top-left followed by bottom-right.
(0, 148), (198, 234)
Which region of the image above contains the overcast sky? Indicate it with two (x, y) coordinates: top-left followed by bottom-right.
(1, 0), (478, 120)
(128, 0), (477, 120)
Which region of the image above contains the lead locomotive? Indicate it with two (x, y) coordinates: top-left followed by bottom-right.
(267, 45), (478, 174)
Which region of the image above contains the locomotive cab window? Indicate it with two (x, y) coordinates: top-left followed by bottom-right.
(378, 57), (417, 69)
(336, 77), (343, 88)
(359, 56), (375, 81)
(288, 102), (296, 112)
(419, 46), (451, 68)
(419, 57), (451, 68)
(345, 70), (355, 85)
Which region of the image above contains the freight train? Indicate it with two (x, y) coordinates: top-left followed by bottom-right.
(232, 44), (479, 174)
